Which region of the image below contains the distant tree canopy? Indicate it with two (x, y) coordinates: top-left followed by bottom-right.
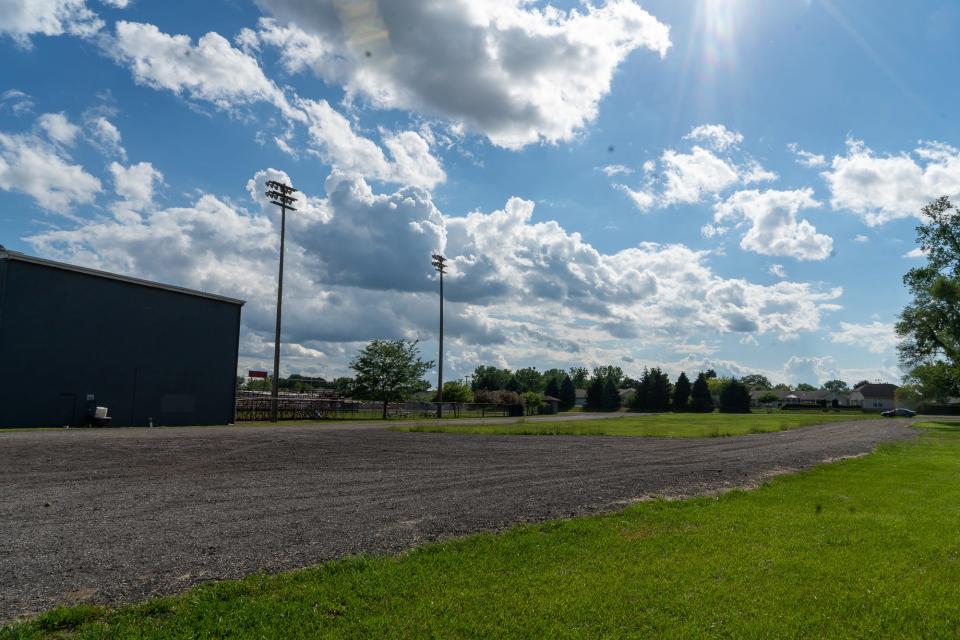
(568, 367), (589, 388)
(350, 339), (433, 419)
(513, 367), (544, 393)
(433, 380), (473, 404)
(559, 375), (577, 411)
(673, 372), (691, 411)
(703, 369), (718, 379)
(593, 366), (625, 389)
(690, 372), (714, 412)
(822, 379), (850, 393)
(902, 362), (956, 404)
(741, 374), (772, 390)
(471, 365), (513, 391)
(544, 377), (561, 400)
(719, 378), (751, 413)
(853, 380), (870, 390)
(896, 196), (960, 399)
(474, 389), (521, 405)
(757, 392), (780, 405)
(631, 367), (671, 412)
(795, 383), (816, 392)
(586, 368), (622, 411)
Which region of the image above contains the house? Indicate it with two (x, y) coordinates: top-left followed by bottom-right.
(541, 395), (560, 415)
(850, 383), (898, 411)
(750, 388), (854, 408)
(575, 388), (587, 408)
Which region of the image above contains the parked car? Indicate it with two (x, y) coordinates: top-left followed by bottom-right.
(881, 408), (916, 417)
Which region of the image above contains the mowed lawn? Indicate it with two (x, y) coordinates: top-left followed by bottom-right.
(391, 411), (874, 438)
(6, 422), (960, 639)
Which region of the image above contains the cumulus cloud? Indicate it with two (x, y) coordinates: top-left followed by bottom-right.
(87, 116), (126, 159)
(831, 321), (898, 355)
(37, 112), (81, 146)
(824, 138), (960, 225)
(27, 168), (843, 375)
(252, 0), (671, 148)
(108, 161), (163, 222)
(853, 234), (869, 243)
(0, 0), (103, 46)
(660, 145), (741, 205)
(713, 188), (833, 261)
(0, 125), (101, 213)
(684, 124), (743, 151)
(600, 164), (632, 177)
(768, 264), (786, 278)
(903, 247), (928, 259)
(613, 183), (655, 212)
(783, 355), (840, 386)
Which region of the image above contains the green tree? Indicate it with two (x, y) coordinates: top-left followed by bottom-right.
(822, 379), (850, 393)
(350, 339), (433, 419)
(544, 377), (561, 400)
(631, 368), (650, 410)
(894, 384), (923, 410)
(741, 374), (772, 390)
(522, 391), (544, 415)
(542, 368), (567, 389)
(433, 380), (474, 404)
(903, 362), (958, 403)
(896, 197), (960, 393)
(601, 376), (622, 411)
(593, 365), (625, 389)
(585, 376), (604, 410)
(559, 375), (577, 411)
(853, 380), (870, 390)
(795, 383), (816, 392)
(568, 367), (589, 388)
(471, 365), (513, 391)
(513, 367), (544, 393)
(673, 371), (691, 411)
(719, 378), (751, 413)
(505, 375), (521, 393)
(646, 368), (671, 411)
(691, 372), (714, 412)
(757, 392), (780, 405)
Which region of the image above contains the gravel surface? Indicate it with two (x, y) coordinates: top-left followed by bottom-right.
(0, 418), (915, 621)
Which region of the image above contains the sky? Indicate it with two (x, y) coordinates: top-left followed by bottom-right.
(1, 0), (959, 387)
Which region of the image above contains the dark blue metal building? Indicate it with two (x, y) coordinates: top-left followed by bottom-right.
(0, 249), (244, 427)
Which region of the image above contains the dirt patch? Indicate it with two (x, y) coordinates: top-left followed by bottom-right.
(0, 418), (915, 622)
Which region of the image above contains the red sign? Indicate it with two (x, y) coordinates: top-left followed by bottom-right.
(248, 370), (268, 379)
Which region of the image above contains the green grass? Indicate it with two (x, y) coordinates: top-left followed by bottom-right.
(7, 422), (960, 638)
(390, 411), (874, 438)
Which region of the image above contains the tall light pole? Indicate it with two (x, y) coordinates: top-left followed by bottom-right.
(431, 253), (447, 419)
(266, 179), (298, 422)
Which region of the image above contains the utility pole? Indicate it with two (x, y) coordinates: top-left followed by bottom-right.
(265, 179), (298, 422)
(431, 253), (447, 419)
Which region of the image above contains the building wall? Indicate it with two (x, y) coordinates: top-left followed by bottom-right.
(0, 259), (242, 427)
(862, 396), (895, 411)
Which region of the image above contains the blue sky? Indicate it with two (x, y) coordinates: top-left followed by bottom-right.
(2, 0), (959, 386)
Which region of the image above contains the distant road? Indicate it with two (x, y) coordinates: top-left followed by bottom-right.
(0, 417), (914, 621)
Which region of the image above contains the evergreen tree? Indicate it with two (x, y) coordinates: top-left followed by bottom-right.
(631, 368), (650, 410)
(690, 372), (714, 412)
(544, 377), (560, 400)
(673, 371), (691, 411)
(585, 376), (604, 410)
(559, 375), (577, 411)
(648, 367), (672, 411)
(505, 375), (521, 392)
(719, 378), (752, 413)
(602, 376), (622, 411)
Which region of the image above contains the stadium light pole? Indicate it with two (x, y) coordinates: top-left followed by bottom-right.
(265, 179), (298, 422)
(431, 253), (447, 419)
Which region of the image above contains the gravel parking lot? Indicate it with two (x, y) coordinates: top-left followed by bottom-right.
(0, 418), (915, 621)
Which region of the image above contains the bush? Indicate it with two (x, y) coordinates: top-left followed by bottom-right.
(473, 389), (521, 405)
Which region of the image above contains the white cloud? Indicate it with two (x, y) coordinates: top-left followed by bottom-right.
(27, 169), (843, 375)
(824, 138), (960, 226)
(100, 0), (130, 7)
(660, 145), (740, 205)
(787, 143), (826, 168)
(0, 0), (103, 46)
(87, 116), (126, 159)
(0, 126), (101, 213)
(613, 183), (655, 212)
(853, 234), (869, 243)
(600, 164), (632, 177)
(111, 21), (303, 122)
(768, 264), (786, 278)
(37, 112), (81, 146)
(109, 161), (162, 222)
(831, 321), (898, 355)
(684, 124), (743, 151)
(903, 247), (928, 259)
(714, 188), (833, 261)
(253, 0), (671, 148)
(0, 89), (34, 116)
(783, 355), (840, 386)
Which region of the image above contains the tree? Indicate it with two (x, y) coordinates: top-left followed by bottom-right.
(593, 365), (624, 389)
(773, 383), (790, 391)
(795, 382), (816, 392)
(621, 376), (640, 390)
(601, 376), (622, 411)
(706, 377), (729, 403)
(559, 375), (577, 411)
(853, 380), (870, 390)
(895, 384), (923, 410)
(704, 369), (717, 379)
(719, 378), (751, 413)
(757, 392), (780, 405)
(690, 372), (714, 412)
(585, 376), (604, 410)
(897, 197), (960, 394)
(822, 379), (849, 393)
(568, 367), (589, 388)
(522, 391), (544, 415)
(542, 368), (567, 390)
(673, 371), (691, 411)
(505, 375), (521, 393)
(350, 339), (433, 419)
(646, 367), (671, 411)
(474, 389), (521, 405)
(433, 380), (473, 404)
(631, 368), (650, 410)
(513, 367), (544, 393)
(471, 365), (513, 391)
(903, 362), (958, 403)
(544, 377), (561, 400)
(741, 374), (772, 390)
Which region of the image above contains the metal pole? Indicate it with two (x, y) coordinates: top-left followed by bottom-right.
(271, 203), (286, 423)
(437, 266), (444, 419)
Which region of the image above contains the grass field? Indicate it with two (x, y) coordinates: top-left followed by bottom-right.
(390, 411), (874, 438)
(7, 422), (959, 638)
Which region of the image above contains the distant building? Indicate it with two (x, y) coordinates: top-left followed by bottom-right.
(0, 250), (244, 427)
(575, 388), (587, 408)
(850, 383), (898, 411)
